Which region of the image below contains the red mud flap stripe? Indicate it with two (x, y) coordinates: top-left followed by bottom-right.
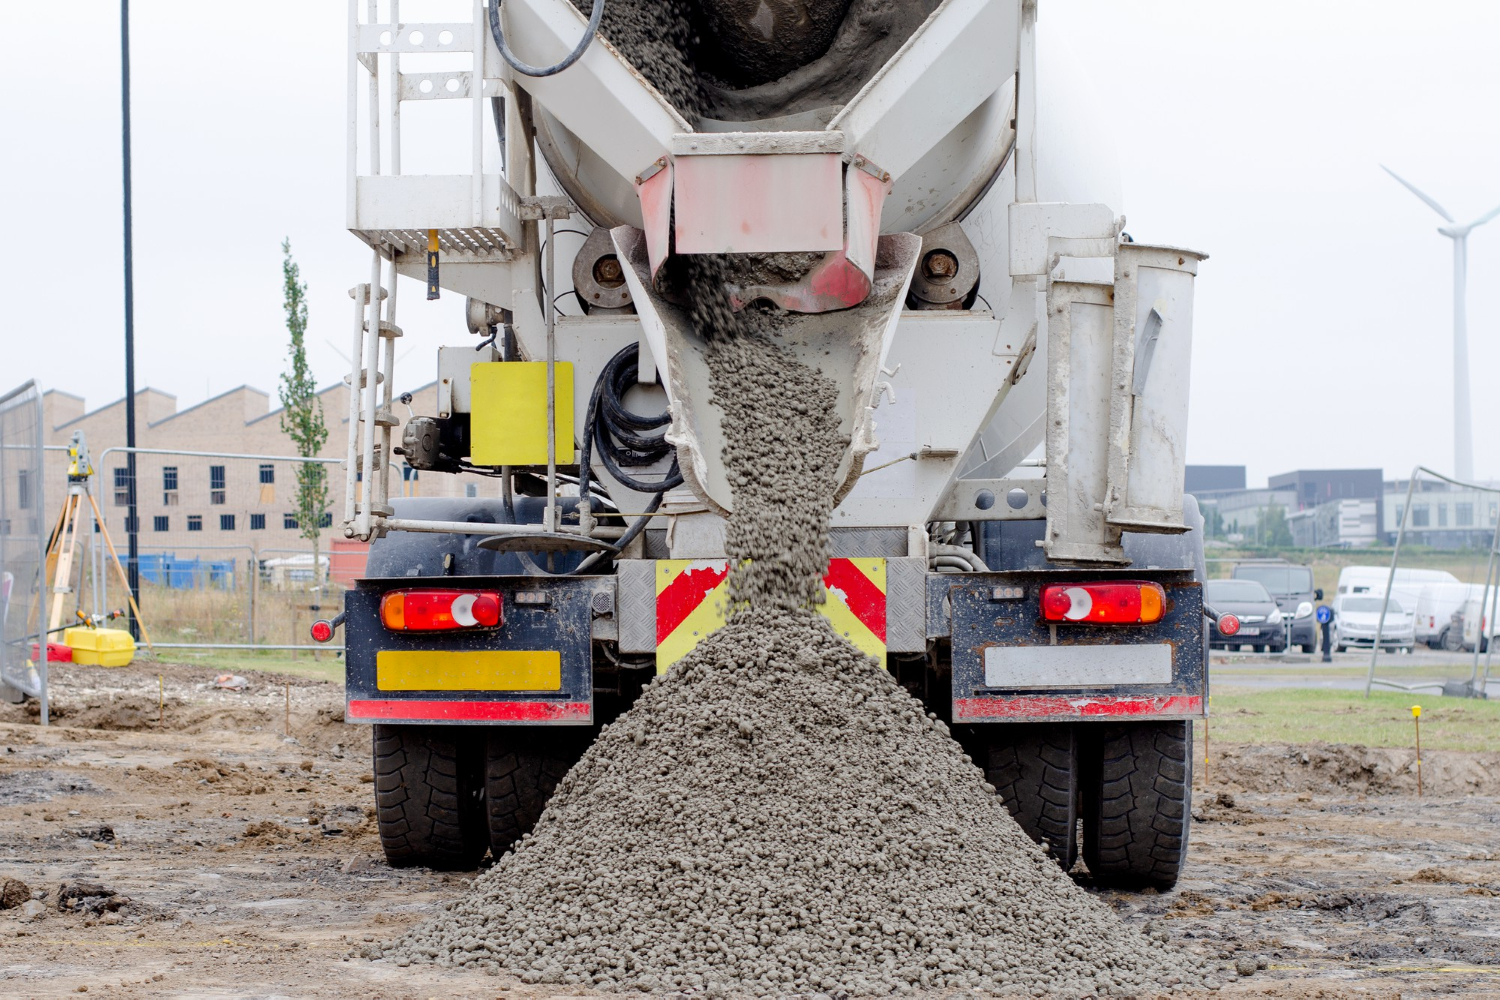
(347, 699), (591, 722)
(953, 694), (1203, 721)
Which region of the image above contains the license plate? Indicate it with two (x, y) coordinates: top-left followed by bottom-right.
(983, 642), (1172, 687)
(1236, 626), (1260, 636)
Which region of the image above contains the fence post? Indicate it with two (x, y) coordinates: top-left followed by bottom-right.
(1368, 469), (1418, 697)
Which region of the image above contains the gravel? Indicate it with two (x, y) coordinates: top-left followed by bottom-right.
(385, 609), (1215, 994)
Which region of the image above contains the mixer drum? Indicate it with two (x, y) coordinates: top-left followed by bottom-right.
(691, 0), (853, 85)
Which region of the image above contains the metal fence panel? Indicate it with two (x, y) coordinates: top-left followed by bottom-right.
(87, 448), (355, 650)
(1, 381), (46, 714)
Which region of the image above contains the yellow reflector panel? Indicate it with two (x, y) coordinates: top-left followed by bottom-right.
(376, 650), (562, 692)
(469, 361), (575, 465)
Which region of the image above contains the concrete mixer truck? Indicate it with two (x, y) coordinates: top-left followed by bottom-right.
(323, 0), (1212, 889)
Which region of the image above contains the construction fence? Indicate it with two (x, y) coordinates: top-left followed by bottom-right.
(1365, 466), (1500, 698)
(56, 447), (361, 652)
(1, 381), (48, 713)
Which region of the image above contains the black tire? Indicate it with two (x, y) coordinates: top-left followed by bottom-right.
(979, 724), (1078, 870)
(1301, 643), (1315, 654)
(1441, 627), (1463, 652)
(1081, 721), (1192, 890)
(485, 728), (594, 856)
(1252, 644), (1265, 653)
(372, 724), (488, 870)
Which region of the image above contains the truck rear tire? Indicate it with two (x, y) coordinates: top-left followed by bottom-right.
(1081, 721), (1192, 890)
(485, 728), (593, 856)
(372, 724), (488, 870)
(979, 724), (1078, 870)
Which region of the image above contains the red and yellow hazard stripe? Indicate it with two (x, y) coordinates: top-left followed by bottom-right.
(654, 558), (886, 672)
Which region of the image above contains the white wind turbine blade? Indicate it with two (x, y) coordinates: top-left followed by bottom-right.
(1382, 164), (1455, 223)
(1467, 202), (1500, 229)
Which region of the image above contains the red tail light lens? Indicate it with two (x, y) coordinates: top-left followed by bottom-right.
(1041, 582), (1166, 625)
(310, 620), (335, 643)
(380, 590), (503, 631)
(1218, 613), (1241, 637)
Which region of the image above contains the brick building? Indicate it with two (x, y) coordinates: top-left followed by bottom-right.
(37, 380), (489, 580)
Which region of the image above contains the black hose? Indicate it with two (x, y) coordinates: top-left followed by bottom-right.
(488, 0), (604, 78)
(578, 343), (683, 499)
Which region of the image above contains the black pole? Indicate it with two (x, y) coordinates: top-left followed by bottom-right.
(122, 0), (140, 638)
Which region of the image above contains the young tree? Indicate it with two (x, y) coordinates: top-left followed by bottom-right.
(1257, 503), (1294, 549)
(277, 239), (329, 589)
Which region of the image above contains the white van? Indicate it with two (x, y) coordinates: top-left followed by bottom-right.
(1336, 566), (1460, 613)
(1415, 582), (1487, 649)
(1458, 594), (1500, 652)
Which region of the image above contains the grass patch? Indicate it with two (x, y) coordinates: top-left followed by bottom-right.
(1204, 686), (1500, 752)
(141, 648), (343, 684)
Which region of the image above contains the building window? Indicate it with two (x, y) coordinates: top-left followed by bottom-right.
(1492, 503), (1498, 526)
(113, 468), (130, 506)
(1458, 503), (1474, 527)
(153, 515), (169, 532)
(250, 513), (266, 530)
(284, 513), (299, 530)
(1394, 505), (1404, 526)
(187, 515), (203, 532)
(123, 516), (138, 533)
(319, 512), (333, 528)
(220, 514), (236, 531)
(0, 520), (9, 536)
(465, 483), (478, 498)
(210, 465), (226, 505)
(259, 464), (274, 485)
(1437, 504), (1448, 527)
(163, 466), (179, 505)
(1411, 504), (1429, 527)
(17, 469), (30, 510)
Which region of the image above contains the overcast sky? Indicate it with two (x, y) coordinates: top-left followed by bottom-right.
(3, 1), (1498, 487)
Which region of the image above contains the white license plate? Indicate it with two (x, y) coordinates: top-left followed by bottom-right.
(983, 643), (1172, 688)
(1236, 626), (1260, 636)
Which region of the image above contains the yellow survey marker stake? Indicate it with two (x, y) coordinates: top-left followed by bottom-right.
(1412, 705), (1423, 797)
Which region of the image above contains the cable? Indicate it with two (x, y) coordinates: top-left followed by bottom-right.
(579, 343), (683, 498)
(488, 0), (604, 78)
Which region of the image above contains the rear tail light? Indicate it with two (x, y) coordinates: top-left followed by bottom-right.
(1041, 582), (1167, 625)
(1218, 613), (1241, 636)
(380, 590), (503, 632)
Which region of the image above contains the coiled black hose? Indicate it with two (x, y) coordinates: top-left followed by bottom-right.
(578, 343), (683, 501)
(488, 0), (605, 79)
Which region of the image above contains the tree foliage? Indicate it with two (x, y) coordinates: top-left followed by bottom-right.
(277, 239), (329, 552)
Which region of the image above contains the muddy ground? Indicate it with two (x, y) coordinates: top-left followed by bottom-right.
(2, 663), (1499, 997)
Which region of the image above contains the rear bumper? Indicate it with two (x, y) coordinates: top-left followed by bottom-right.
(343, 575), (607, 726)
(944, 572), (1206, 723)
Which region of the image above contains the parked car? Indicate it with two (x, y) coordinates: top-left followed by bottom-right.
(1331, 594), (1415, 653)
(1336, 566), (1458, 609)
(1456, 594), (1500, 652)
(1205, 579), (1287, 653)
(1232, 562), (1321, 653)
(1414, 582), (1485, 650)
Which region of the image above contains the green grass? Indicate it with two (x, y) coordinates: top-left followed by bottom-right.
(1204, 686), (1500, 752)
(139, 648), (343, 684)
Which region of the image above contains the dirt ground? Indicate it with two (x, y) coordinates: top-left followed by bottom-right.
(3, 663), (1500, 998)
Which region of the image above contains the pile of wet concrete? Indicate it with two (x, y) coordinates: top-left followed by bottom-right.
(382, 332), (1218, 993)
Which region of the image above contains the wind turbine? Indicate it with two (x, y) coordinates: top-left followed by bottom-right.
(1383, 165), (1500, 482)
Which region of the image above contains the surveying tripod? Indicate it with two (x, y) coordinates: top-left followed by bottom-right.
(40, 431), (152, 647)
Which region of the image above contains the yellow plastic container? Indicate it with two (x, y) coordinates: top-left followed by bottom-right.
(63, 627), (136, 668)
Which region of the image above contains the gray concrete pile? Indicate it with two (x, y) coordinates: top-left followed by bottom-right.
(382, 333), (1217, 994)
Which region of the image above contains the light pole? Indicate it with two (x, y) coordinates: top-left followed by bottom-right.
(1383, 165), (1500, 483)
(121, 1), (140, 637)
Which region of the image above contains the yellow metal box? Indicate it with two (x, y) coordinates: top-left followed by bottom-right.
(469, 362), (575, 466)
(63, 627), (136, 668)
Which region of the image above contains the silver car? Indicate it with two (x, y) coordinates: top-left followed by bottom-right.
(1332, 594), (1415, 653)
